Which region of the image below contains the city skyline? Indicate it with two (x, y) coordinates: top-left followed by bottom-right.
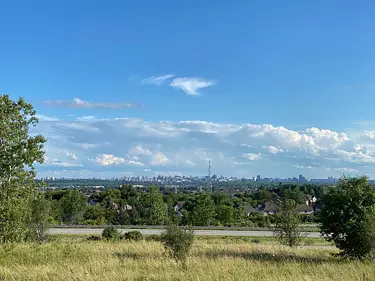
(2, 1), (375, 179)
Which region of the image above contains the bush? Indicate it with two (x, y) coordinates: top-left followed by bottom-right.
(87, 235), (102, 241)
(27, 194), (50, 244)
(123, 231), (143, 241)
(145, 234), (161, 242)
(320, 176), (375, 259)
(273, 199), (306, 247)
(102, 226), (121, 241)
(83, 219), (97, 225)
(161, 224), (194, 268)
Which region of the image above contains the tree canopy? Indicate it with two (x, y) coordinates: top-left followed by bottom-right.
(0, 94), (46, 243)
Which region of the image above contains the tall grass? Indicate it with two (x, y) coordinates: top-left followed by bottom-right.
(0, 236), (372, 281)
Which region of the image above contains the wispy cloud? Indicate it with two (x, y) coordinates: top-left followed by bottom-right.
(170, 77), (215, 96)
(36, 114), (59, 121)
(141, 74), (174, 85)
(43, 98), (143, 109)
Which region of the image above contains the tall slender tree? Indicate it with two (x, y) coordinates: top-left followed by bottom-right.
(0, 94), (46, 243)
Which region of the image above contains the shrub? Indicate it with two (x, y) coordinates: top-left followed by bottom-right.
(27, 194), (50, 244)
(161, 224), (194, 268)
(123, 231), (143, 241)
(83, 219), (97, 225)
(273, 199), (306, 247)
(102, 226), (121, 241)
(87, 235), (102, 241)
(145, 234), (161, 242)
(320, 176), (375, 259)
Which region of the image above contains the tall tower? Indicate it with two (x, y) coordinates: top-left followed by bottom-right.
(208, 160), (213, 192)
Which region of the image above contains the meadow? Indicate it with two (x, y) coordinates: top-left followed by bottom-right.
(0, 235), (373, 281)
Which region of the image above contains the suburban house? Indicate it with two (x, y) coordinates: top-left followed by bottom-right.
(244, 205), (258, 216)
(174, 201), (186, 217)
(296, 203), (314, 214)
(258, 200), (278, 215)
(305, 195), (317, 206)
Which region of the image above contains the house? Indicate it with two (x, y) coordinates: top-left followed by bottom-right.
(259, 200), (278, 215)
(244, 205), (258, 216)
(174, 201), (186, 217)
(305, 195), (317, 206)
(296, 204), (314, 215)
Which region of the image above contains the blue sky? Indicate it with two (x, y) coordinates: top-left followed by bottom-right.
(1, 0), (375, 179)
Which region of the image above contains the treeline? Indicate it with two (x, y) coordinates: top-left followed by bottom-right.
(45, 183), (324, 227)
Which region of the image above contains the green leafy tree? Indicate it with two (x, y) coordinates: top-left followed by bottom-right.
(0, 94), (46, 244)
(320, 176), (375, 258)
(273, 199), (306, 247)
(191, 193), (215, 226)
(148, 186), (167, 225)
(60, 190), (87, 224)
(216, 204), (234, 226)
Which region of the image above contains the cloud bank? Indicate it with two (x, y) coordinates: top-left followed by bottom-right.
(31, 116), (375, 179)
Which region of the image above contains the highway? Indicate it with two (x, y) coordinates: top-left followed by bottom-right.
(49, 228), (321, 238)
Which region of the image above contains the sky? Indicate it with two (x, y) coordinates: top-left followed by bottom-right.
(1, 0), (375, 179)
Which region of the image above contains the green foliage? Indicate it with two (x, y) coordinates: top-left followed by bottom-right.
(161, 223), (194, 267)
(27, 193), (50, 243)
(83, 204), (107, 224)
(102, 226), (121, 241)
(216, 204), (234, 226)
(191, 193), (215, 226)
(320, 176), (375, 259)
(123, 231), (143, 241)
(248, 212), (271, 228)
(60, 190), (87, 224)
(274, 199), (306, 247)
(0, 95), (46, 244)
(145, 234), (161, 241)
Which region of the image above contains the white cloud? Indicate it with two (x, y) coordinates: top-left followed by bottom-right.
(44, 156), (82, 167)
(170, 77), (215, 96)
(293, 165), (313, 169)
(243, 153), (262, 161)
(65, 151), (78, 160)
(32, 116), (375, 178)
(151, 152), (171, 166)
(43, 98), (143, 109)
(96, 154), (125, 166)
(95, 154), (145, 167)
(129, 145), (153, 156)
(264, 145), (284, 154)
(36, 114), (59, 121)
(141, 74), (174, 85)
(326, 167), (358, 173)
(75, 143), (100, 150)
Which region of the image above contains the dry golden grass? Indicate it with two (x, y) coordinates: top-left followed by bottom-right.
(0, 236), (373, 281)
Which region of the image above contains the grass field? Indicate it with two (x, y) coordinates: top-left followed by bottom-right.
(0, 235), (373, 281)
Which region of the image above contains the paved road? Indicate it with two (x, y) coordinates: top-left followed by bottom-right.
(49, 228), (321, 238)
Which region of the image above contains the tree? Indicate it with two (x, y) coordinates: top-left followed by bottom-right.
(0, 94), (46, 243)
(273, 199), (306, 247)
(191, 193), (215, 226)
(216, 204), (234, 226)
(148, 186), (167, 225)
(27, 192), (50, 243)
(60, 190), (87, 224)
(320, 176), (375, 258)
(161, 223), (194, 268)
